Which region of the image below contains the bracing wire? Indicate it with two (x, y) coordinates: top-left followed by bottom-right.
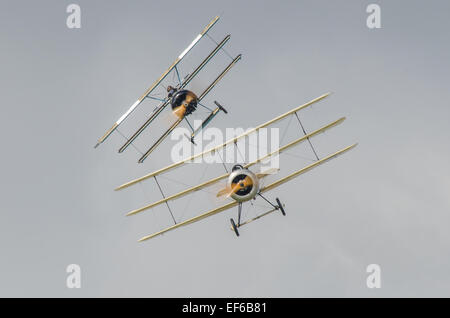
(294, 112), (320, 161)
(116, 128), (144, 155)
(206, 33), (234, 61)
(154, 176), (177, 225)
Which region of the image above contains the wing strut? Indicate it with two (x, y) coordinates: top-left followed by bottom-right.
(294, 112), (320, 161)
(153, 176), (177, 225)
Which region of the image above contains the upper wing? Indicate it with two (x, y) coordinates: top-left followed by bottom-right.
(123, 117), (346, 215)
(138, 201), (239, 242)
(115, 93), (332, 190)
(94, 16), (220, 148)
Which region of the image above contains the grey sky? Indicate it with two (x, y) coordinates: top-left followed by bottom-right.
(1, 0), (449, 297)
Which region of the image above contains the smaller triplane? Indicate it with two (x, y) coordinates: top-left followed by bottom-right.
(94, 16), (241, 163)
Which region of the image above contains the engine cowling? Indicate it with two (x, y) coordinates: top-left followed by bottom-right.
(170, 89), (198, 116)
(226, 165), (260, 202)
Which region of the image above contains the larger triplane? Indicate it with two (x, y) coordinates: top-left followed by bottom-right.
(115, 93), (357, 242)
(94, 16), (241, 163)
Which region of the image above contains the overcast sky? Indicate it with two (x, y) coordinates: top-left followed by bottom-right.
(1, 0), (449, 297)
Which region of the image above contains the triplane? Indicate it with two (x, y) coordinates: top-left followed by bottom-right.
(94, 16), (241, 163)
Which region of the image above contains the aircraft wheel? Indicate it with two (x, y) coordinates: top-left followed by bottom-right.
(276, 198), (286, 216)
(214, 101), (228, 114)
(230, 218), (240, 237)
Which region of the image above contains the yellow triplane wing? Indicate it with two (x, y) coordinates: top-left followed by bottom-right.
(255, 167), (280, 179)
(260, 143), (357, 193)
(115, 93), (331, 191)
(137, 143), (357, 242)
(125, 117), (346, 216)
(138, 201), (239, 242)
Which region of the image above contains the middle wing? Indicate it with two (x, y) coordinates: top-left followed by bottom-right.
(260, 143), (358, 193)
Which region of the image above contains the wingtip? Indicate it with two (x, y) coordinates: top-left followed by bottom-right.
(138, 236), (149, 242)
(114, 184), (126, 191)
(347, 143), (358, 151)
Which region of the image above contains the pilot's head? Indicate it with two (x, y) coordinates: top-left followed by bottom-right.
(167, 85), (177, 98)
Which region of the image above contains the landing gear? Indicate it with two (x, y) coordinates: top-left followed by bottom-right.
(214, 100), (228, 114)
(237, 202), (242, 226)
(230, 202), (242, 237)
(185, 100), (229, 145)
(229, 196), (287, 237)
